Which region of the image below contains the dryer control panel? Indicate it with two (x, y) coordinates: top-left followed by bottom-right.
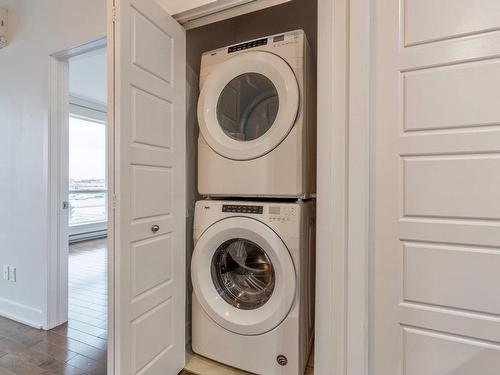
(228, 37), (268, 53)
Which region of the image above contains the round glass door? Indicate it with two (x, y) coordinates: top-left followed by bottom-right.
(217, 73), (279, 142)
(211, 238), (275, 310)
(191, 217), (296, 335)
(197, 51), (299, 161)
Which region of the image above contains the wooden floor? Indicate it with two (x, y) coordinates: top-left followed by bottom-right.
(0, 239), (108, 374)
(0, 239), (304, 375)
(0, 314), (193, 375)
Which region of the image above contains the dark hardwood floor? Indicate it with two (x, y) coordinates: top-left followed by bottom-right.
(0, 240), (196, 375)
(0, 240), (107, 374)
(0, 314), (194, 374)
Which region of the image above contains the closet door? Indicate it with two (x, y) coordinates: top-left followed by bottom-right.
(372, 1), (500, 374)
(110, 0), (186, 374)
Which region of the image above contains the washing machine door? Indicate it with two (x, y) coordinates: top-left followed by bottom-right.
(191, 217), (296, 335)
(197, 51), (300, 160)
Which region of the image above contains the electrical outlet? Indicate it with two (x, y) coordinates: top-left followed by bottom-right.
(8, 266), (16, 282)
(2, 265), (8, 280)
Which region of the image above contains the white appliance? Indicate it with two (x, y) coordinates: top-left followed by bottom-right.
(197, 30), (316, 198)
(191, 200), (315, 374)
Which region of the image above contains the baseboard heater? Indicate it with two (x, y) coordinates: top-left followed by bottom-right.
(69, 229), (107, 244)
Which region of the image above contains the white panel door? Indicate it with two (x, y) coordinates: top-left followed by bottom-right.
(372, 1), (500, 374)
(110, 0), (186, 374)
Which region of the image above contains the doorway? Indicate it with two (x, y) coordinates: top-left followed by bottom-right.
(48, 41), (109, 373)
(67, 49), (108, 243)
(66, 47), (108, 363)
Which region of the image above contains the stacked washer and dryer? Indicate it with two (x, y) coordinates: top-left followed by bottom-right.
(191, 30), (316, 375)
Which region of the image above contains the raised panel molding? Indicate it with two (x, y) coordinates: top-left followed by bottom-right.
(131, 165), (173, 220)
(403, 326), (500, 375)
(403, 0), (500, 46)
(131, 234), (173, 297)
(131, 7), (173, 84)
(403, 242), (500, 315)
(131, 87), (173, 149)
(403, 60), (500, 132)
(115, 0), (185, 373)
(374, 0), (500, 372)
(402, 155), (500, 220)
(131, 299), (173, 373)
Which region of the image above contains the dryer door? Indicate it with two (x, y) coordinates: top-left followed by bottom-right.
(191, 217), (296, 335)
(197, 51), (300, 160)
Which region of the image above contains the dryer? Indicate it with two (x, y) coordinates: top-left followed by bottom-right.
(197, 30), (316, 198)
(191, 200), (315, 374)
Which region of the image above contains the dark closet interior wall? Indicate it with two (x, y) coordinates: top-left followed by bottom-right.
(184, 0), (318, 344)
(186, 0), (318, 74)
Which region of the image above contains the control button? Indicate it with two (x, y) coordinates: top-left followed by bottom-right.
(222, 204), (263, 214)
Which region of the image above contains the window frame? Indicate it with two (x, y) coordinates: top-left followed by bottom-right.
(68, 96), (108, 241)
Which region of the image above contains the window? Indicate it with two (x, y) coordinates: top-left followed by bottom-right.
(68, 111), (107, 227)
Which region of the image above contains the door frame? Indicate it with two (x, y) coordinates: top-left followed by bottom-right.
(47, 35), (109, 344)
(47, 0), (372, 374)
(314, 0), (371, 374)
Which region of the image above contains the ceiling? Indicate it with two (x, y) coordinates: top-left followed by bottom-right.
(69, 49), (107, 105)
(155, 0), (219, 15)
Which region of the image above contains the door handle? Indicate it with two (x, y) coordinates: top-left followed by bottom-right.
(151, 224), (160, 233)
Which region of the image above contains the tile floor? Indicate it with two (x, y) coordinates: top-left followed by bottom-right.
(185, 346), (314, 374)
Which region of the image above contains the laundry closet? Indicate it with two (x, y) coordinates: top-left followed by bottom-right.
(109, 0), (318, 374)
(184, 1), (318, 374)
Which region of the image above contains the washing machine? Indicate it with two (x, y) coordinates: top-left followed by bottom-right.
(191, 200), (315, 375)
(197, 30), (316, 198)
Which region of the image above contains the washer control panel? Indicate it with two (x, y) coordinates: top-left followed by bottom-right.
(222, 204), (263, 214)
(195, 201), (302, 236)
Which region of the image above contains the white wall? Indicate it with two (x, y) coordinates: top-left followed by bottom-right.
(69, 49), (108, 105)
(0, 0), (106, 328)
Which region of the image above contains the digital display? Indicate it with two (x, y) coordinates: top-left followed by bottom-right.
(222, 204), (263, 214)
(269, 206), (281, 215)
(273, 35), (285, 42)
(228, 38), (268, 53)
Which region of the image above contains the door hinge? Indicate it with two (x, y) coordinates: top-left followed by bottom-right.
(112, 194), (117, 209)
(111, 6), (117, 23)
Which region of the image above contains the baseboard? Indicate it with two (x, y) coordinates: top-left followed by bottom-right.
(0, 297), (44, 329)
